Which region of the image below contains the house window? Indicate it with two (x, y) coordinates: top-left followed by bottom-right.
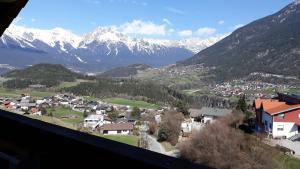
(117, 130), (121, 133)
(122, 130), (127, 132)
(278, 114), (284, 118)
(277, 125), (284, 131)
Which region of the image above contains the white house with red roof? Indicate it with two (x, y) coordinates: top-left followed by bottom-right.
(254, 93), (300, 140)
(102, 123), (134, 135)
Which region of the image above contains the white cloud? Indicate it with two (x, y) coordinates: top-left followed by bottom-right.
(31, 18), (36, 22)
(118, 20), (167, 36)
(178, 30), (193, 37)
(169, 28), (175, 33)
(165, 7), (184, 14)
(162, 18), (172, 25)
(218, 20), (225, 25)
(233, 24), (244, 29)
(196, 27), (217, 37)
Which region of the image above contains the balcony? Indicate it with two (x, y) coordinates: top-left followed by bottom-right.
(0, 108), (211, 169)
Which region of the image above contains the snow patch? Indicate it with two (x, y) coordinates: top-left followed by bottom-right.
(75, 55), (87, 63)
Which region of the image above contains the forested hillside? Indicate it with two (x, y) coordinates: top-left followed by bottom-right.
(3, 64), (93, 88)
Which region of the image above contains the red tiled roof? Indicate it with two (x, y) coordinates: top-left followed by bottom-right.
(104, 116), (112, 121)
(31, 107), (39, 113)
(266, 104), (300, 115)
(255, 98), (300, 115)
(103, 123), (133, 131)
(274, 108), (300, 125)
(254, 99), (281, 109)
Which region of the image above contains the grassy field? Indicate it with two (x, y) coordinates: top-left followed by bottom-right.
(0, 86), (55, 98)
(28, 115), (77, 130)
(46, 106), (83, 124)
(278, 154), (300, 169)
(56, 79), (93, 90)
(161, 141), (175, 152)
(83, 96), (99, 102)
(27, 113), (138, 146)
(106, 98), (159, 109)
(287, 88), (300, 95)
(98, 134), (138, 146)
(182, 89), (201, 96)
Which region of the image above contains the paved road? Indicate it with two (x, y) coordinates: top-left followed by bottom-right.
(270, 139), (300, 156)
(147, 135), (166, 154)
(265, 139), (300, 156)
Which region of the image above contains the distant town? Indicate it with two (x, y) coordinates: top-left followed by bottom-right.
(1, 90), (300, 159)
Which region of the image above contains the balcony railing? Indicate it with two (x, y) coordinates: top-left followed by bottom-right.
(0, 109), (212, 169)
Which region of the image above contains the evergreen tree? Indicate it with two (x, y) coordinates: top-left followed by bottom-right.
(157, 127), (168, 142)
(83, 110), (89, 118)
(40, 107), (47, 115)
(236, 95), (247, 113)
(108, 111), (118, 122)
(131, 106), (141, 119)
(175, 101), (189, 116)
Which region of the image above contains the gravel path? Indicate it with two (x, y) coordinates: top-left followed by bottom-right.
(147, 135), (166, 154)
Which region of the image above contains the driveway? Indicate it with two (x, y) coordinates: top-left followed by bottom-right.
(269, 139), (300, 156)
(147, 135), (166, 154)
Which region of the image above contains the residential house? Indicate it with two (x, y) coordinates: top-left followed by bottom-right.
(102, 123), (134, 135)
(181, 118), (204, 137)
(190, 107), (232, 124)
(96, 109), (106, 115)
(3, 101), (12, 109)
(29, 84), (46, 89)
(254, 93), (300, 140)
(103, 116), (112, 124)
(84, 114), (104, 129)
(30, 107), (41, 116)
(155, 114), (162, 124)
(36, 99), (46, 105)
(72, 105), (87, 112)
(20, 99), (36, 111)
(60, 100), (69, 106)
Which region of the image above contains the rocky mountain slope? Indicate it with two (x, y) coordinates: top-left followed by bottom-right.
(0, 25), (222, 74)
(181, 1), (300, 82)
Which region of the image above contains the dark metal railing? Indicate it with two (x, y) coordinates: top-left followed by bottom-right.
(0, 109), (211, 169)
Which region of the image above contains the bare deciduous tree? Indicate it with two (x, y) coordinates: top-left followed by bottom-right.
(149, 121), (157, 135)
(158, 111), (184, 145)
(178, 115), (280, 169)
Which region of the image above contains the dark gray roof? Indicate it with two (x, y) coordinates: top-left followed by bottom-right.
(190, 107), (232, 117)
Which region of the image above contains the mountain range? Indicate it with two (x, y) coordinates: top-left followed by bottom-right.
(181, 1), (300, 82)
(0, 25), (222, 74)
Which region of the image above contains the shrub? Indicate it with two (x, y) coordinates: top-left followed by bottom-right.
(157, 127), (168, 142)
(178, 115), (280, 169)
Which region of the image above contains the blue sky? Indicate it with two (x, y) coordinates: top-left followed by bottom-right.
(15, 0), (293, 39)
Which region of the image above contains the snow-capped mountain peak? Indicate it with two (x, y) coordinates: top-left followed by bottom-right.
(5, 25), (81, 50)
(0, 25), (226, 73)
(81, 27), (130, 44)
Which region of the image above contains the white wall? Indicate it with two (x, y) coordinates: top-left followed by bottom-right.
(273, 122), (298, 138)
(103, 120), (112, 124)
(203, 116), (214, 124)
(105, 130), (130, 135)
(84, 120), (103, 128)
(262, 112), (272, 132)
(107, 130), (118, 135)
